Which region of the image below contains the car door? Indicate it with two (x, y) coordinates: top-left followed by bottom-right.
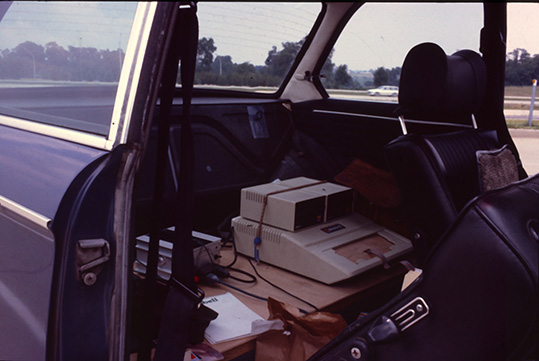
(0, 2), (159, 360)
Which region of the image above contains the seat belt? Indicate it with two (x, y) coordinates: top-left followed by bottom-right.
(139, 2), (202, 361)
(154, 3), (202, 360)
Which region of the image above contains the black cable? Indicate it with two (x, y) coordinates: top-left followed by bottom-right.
(247, 258), (320, 312)
(227, 267), (256, 283)
(222, 228), (239, 268)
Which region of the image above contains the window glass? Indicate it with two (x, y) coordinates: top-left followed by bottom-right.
(325, 3), (483, 102)
(506, 4), (539, 88)
(195, 2), (321, 93)
(0, 1), (138, 135)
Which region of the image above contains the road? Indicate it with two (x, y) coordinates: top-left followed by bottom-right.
(510, 128), (539, 175)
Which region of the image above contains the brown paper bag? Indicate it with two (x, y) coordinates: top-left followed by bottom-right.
(334, 158), (401, 209)
(255, 298), (347, 361)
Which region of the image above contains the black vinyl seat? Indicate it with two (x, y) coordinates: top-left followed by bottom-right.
(384, 43), (503, 264)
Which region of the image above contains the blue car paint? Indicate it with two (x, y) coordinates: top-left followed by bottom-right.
(0, 123), (109, 360)
(0, 124), (106, 219)
(47, 146), (124, 361)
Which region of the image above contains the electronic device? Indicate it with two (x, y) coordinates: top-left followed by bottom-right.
(279, 177), (354, 221)
(240, 181), (326, 231)
(240, 177), (353, 231)
(135, 230), (222, 280)
(232, 213), (413, 284)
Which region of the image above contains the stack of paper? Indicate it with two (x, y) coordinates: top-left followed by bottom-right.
(202, 293), (264, 344)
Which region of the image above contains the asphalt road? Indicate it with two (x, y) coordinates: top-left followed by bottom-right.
(510, 128), (539, 175)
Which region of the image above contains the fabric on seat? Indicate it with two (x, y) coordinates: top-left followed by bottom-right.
(384, 43), (500, 264)
(476, 144), (519, 192)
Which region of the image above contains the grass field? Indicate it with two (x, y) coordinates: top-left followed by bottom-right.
(505, 86), (536, 98)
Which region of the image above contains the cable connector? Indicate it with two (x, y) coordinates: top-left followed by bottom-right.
(212, 265), (230, 279)
(204, 273), (220, 284)
(254, 236), (261, 262)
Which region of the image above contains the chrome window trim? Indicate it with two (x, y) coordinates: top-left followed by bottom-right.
(0, 195), (51, 236)
(0, 115), (109, 149)
(312, 109), (473, 129)
(107, 2), (157, 150)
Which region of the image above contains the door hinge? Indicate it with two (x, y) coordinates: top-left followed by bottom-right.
(76, 238), (110, 286)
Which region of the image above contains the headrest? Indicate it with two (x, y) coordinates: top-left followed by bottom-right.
(397, 43), (487, 120)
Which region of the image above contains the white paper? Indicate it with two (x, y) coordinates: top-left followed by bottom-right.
(251, 319), (284, 335)
(401, 268), (423, 291)
(203, 293), (264, 344)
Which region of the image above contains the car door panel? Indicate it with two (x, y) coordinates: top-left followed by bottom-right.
(0, 124), (108, 360)
(133, 100), (296, 234)
(292, 99), (475, 170)
(47, 147), (124, 361)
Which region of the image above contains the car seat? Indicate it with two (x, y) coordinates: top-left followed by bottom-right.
(309, 172), (539, 361)
(384, 43), (516, 264)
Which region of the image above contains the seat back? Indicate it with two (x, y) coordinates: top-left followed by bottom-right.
(384, 43), (501, 263)
(310, 173), (539, 361)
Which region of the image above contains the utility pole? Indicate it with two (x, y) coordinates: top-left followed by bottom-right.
(528, 79), (537, 127)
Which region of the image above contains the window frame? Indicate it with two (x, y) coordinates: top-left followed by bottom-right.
(189, 2), (326, 100)
(0, 2), (155, 151)
(313, 3), (484, 102)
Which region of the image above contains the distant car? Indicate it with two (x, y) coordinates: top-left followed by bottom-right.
(367, 85), (399, 96)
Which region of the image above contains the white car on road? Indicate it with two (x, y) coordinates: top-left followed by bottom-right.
(367, 85), (399, 96)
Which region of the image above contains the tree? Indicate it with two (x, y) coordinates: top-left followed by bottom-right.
(320, 48), (336, 86)
(265, 40), (303, 78)
(42, 42), (70, 80)
(334, 64), (352, 88)
(13, 41), (45, 78)
(211, 55), (234, 76)
(387, 67), (401, 86)
(197, 37), (216, 72)
(373, 67), (389, 87)
(505, 48), (539, 86)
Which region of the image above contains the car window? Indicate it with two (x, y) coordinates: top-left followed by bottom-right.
(195, 2), (321, 94)
(323, 3), (483, 102)
(0, 1), (137, 136)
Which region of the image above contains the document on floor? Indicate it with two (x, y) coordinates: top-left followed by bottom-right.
(202, 292), (265, 344)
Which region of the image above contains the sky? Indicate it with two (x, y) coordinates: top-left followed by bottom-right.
(1, 2), (539, 72)
(507, 3), (539, 57)
(0, 2), (137, 52)
(199, 2), (539, 71)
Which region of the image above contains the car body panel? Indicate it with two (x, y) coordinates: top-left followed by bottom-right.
(0, 124), (106, 219)
(0, 123), (107, 360)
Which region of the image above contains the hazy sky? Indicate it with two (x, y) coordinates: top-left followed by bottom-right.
(198, 2), (539, 71)
(1, 2), (539, 72)
(0, 2), (136, 52)
(507, 3), (539, 57)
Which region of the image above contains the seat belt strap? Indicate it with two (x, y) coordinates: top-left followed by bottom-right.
(153, 3), (202, 361)
(137, 3), (184, 360)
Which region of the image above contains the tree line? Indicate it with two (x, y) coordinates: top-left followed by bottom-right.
(194, 37), (403, 90)
(0, 39), (533, 89)
(195, 37), (351, 89)
(505, 48), (539, 86)
(0, 41), (124, 82)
